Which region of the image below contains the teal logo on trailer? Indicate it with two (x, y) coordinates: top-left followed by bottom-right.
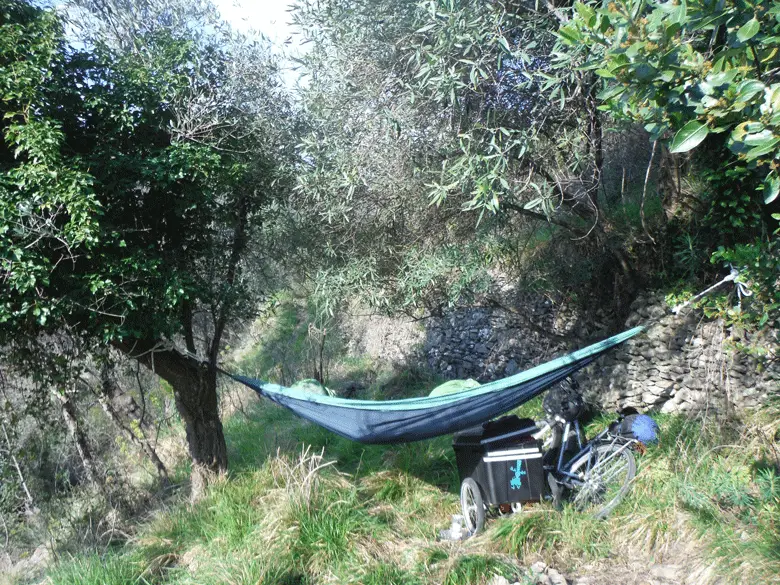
(510, 459), (526, 489)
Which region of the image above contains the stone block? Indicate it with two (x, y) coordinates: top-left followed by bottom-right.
(660, 399), (680, 413)
(642, 392), (665, 404)
(626, 314), (642, 327)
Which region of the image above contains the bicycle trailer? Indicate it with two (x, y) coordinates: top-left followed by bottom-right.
(453, 415), (547, 506)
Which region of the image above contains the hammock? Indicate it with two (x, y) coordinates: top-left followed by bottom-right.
(232, 326), (644, 444)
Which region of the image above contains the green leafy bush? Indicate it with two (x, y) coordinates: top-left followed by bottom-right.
(562, 0), (780, 203)
(710, 235), (780, 328)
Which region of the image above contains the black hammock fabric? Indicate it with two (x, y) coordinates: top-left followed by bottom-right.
(232, 326), (643, 444)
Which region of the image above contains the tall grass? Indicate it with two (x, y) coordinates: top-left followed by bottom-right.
(43, 299), (780, 585)
(45, 403), (780, 585)
(44, 434), (518, 585)
(491, 411), (780, 583)
(47, 553), (142, 585)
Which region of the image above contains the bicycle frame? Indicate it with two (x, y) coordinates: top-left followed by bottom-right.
(481, 415), (638, 492)
(543, 419), (637, 489)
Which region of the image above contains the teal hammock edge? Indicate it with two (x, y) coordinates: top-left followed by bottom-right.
(237, 325), (644, 412)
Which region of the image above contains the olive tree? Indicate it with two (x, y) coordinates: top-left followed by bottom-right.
(292, 0), (646, 316)
(0, 0), (294, 497)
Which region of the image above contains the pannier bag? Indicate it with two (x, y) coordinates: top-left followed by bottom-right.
(542, 379), (585, 422)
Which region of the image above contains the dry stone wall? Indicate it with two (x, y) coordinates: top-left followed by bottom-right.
(343, 292), (777, 412)
(417, 294), (777, 413)
(423, 304), (571, 380)
(583, 292), (778, 413)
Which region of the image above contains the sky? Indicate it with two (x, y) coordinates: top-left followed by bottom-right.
(212, 0), (304, 88)
(49, 0), (306, 87)
(47, 0), (299, 46)
(213, 0), (297, 46)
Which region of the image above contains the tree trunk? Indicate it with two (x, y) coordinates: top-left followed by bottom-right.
(588, 94), (604, 214)
(113, 341), (227, 501)
(109, 189), (249, 500)
(173, 365), (227, 500)
(658, 145), (685, 221)
(53, 389), (99, 486)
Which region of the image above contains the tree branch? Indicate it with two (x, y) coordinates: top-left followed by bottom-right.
(502, 201), (588, 237)
(209, 193), (251, 367)
(182, 301), (197, 355)
(641, 140), (658, 245)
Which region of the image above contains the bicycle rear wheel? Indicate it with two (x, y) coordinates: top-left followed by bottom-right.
(567, 442), (636, 519)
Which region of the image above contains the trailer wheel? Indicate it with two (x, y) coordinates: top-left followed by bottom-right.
(460, 478), (485, 535)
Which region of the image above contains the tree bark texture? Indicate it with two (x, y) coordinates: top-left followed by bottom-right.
(113, 341), (227, 500)
(587, 91), (604, 214)
(180, 371), (227, 500)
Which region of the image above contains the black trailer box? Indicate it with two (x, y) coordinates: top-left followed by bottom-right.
(453, 415), (546, 505)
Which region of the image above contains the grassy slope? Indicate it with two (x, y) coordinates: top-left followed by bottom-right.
(45, 389), (780, 585)
(44, 303), (780, 585)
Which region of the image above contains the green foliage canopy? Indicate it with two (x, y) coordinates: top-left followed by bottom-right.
(0, 3), (99, 329)
(0, 0), (289, 352)
(292, 0), (634, 317)
(561, 0), (780, 204)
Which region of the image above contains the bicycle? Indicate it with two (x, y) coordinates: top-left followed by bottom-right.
(458, 406), (643, 536)
(536, 413), (637, 517)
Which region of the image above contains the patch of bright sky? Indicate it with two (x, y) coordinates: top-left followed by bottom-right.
(213, 0), (295, 44)
(213, 0), (307, 89)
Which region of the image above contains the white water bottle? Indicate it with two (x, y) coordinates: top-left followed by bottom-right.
(450, 514), (464, 539)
